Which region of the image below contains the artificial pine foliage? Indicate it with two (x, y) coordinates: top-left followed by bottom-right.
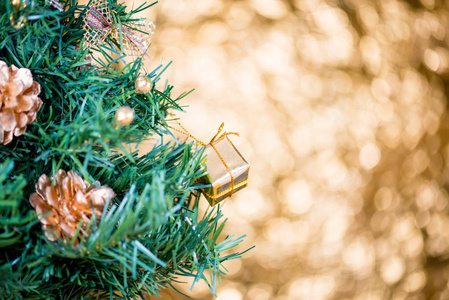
(0, 0), (250, 299)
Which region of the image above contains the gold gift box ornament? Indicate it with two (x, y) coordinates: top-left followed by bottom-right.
(168, 114), (250, 206)
(198, 124), (250, 206)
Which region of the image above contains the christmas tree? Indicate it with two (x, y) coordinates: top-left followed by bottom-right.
(0, 0), (250, 299)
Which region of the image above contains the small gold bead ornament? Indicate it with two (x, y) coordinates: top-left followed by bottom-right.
(134, 75), (153, 94)
(10, 0), (27, 29)
(115, 106), (135, 126)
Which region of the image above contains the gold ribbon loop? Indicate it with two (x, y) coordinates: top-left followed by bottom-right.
(209, 122), (239, 145)
(209, 123), (225, 145)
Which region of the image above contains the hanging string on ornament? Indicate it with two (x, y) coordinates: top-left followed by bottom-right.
(82, 0), (156, 59)
(9, 0), (27, 29)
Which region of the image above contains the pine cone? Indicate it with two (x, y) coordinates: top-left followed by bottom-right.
(0, 60), (42, 145)
(29, 170), (115, 244)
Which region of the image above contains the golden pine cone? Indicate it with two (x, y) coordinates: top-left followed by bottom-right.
(0, 60), (42, 145)
(29, 170), (115, 244)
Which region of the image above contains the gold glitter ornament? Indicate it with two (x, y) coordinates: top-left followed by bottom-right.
(29, 170), (115, 245)
(0, 60), (43, 145)
(134, 75), (153, 94)
(115, 106), (135, 126)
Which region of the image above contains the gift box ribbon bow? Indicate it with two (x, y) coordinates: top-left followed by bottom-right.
(167, 112), (243, 198)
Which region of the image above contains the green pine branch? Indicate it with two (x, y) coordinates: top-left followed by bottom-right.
(0, 0), (251, 299)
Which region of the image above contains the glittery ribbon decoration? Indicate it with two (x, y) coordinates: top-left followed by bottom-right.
(83, 0), (155, 58)
(167, 112), (242, 198)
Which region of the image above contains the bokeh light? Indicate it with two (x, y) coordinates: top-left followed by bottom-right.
(133, 0), (449, 299)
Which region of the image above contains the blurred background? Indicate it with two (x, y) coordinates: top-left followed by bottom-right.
(135, 0), (449, 299)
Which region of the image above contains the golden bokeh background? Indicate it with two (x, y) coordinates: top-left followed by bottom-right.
(135, 0), (449, 299)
